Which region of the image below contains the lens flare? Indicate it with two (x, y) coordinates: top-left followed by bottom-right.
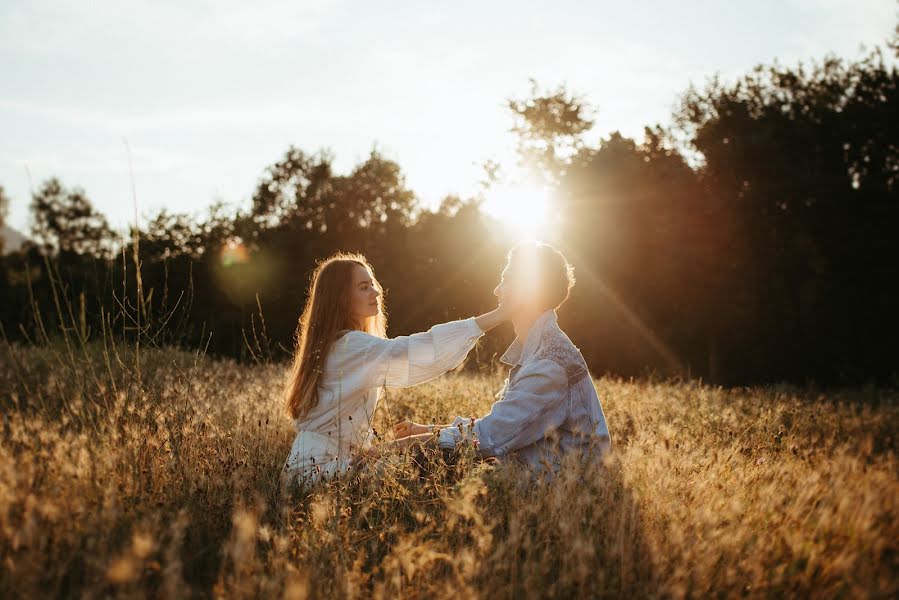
(482, 183), (554, 239)
(220, 237), (250, 267)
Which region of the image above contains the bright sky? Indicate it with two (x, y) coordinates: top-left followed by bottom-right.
(1, 0), (895, 233)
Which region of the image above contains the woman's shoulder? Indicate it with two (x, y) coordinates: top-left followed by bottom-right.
(323, 331), (390, 377)
(338, 328), (381, 342)
(332, 329), (388, 354)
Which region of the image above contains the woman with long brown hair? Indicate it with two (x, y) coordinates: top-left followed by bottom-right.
(281, 251), (508, 486)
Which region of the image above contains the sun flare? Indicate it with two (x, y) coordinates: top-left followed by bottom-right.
(481, 183), (554, 238)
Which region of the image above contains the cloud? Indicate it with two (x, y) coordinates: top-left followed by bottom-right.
(5, 142), (192, 175)
(786, 0), (897, 60)
(0, 99), (322, 133)
(2, 0), (895, 232)
(0, 0), (348, 58)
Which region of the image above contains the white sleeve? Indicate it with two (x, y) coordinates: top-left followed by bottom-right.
(355, 317), (484, 388)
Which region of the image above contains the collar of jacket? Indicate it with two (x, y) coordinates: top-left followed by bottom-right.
(500, 309), (557, 366)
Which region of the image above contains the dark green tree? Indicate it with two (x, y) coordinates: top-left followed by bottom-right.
(673, 47), (899, 381)
(325, 150), (418, 237)
(135, 209), (203, 262)
(29, 178), (116, 258)
(250, 147), (333, 230)
(557, 129), (712, 378)
(508, 80), (595, 183)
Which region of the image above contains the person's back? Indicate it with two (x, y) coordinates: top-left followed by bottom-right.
(431, 241), (612, 475)
(438, 309), (611, 474)
(510, 311), (610, 471)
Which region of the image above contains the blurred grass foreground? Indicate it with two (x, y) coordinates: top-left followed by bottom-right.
(1, 339), (897, 599)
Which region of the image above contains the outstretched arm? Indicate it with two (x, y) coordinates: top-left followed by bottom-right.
(438, 359), (569, 458)
(360, 306), (509, 389)
(474, 306), (508, 333)
(351, 432), (436, 467)
(393, 419), (459, 439)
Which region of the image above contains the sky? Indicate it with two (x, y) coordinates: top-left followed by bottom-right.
(1, 0), (896, 233)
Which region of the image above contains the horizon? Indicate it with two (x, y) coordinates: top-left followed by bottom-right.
(1, 0), (896, 234)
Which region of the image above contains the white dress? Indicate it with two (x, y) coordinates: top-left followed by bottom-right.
(282, 317), (484, 485)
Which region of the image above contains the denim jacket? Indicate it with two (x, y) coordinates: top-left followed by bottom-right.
(438, 309), (612, 472)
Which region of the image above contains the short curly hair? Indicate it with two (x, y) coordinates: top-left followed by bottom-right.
(505, 241), (576, 311)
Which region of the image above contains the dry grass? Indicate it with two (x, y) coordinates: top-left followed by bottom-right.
(1, 343), (897, 599)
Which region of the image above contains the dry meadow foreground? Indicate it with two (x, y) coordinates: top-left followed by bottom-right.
(1, 344), (897, 599)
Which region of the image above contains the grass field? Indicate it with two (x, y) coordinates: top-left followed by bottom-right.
(1, 342), (897, 598)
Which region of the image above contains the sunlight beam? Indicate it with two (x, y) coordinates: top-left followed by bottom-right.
(563, 245), (686, 376)
(481, 183), (555, 240)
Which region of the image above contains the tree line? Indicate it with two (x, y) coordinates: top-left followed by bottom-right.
(1, 43), (897, 386)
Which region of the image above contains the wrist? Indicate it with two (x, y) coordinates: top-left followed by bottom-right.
(494, 305), (511, 324)
(476, 308), (505, 332)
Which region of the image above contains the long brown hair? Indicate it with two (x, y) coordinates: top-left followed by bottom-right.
(284, 252), (387, 420)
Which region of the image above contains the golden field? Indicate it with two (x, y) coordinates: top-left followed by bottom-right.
(1, 343), (897, 599)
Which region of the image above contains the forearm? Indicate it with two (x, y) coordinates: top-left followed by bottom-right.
(375, 317), (485, 388)
(474, 307), (508, 333)
(396, 432), (437, 450)
(428, 421), (456, 432)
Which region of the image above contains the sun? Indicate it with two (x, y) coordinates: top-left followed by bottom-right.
(481, 183), (554, 239)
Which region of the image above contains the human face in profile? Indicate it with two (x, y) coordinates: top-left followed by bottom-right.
(349, 264), (380, 327)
